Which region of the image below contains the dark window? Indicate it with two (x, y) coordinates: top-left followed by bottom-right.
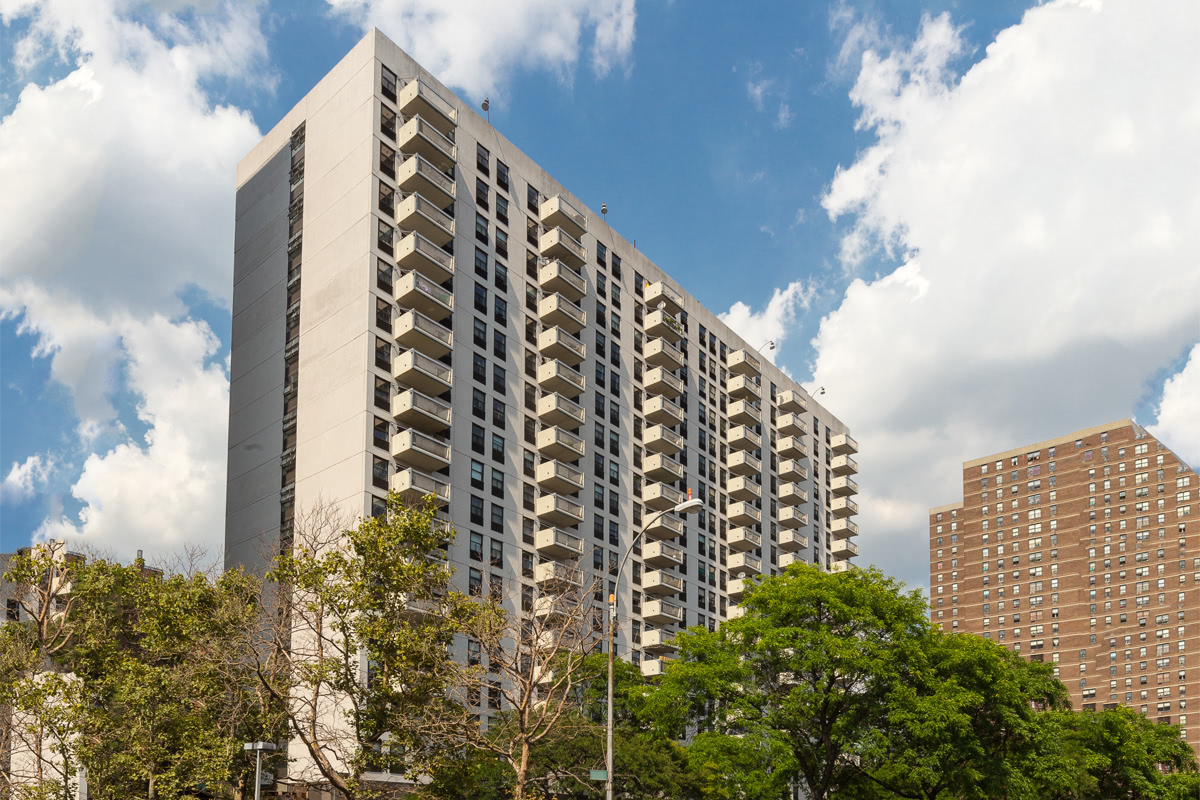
(492, 364), (506, 392)
(375, 298), (392, 333)
(375, 336), (391, 370)
(496, 229), (508, 258)
(380, 105), (396, 140)
(494, 263), (508, 292)
(527, 184), (539, 213)
(497, 161), (510, 192)
(379, 141), (396, 178)
(472, 389), (486, 420)
(470, 531), (484, 560)
(490, 504), (504, 534)
(476, 213), (489, 244)
(381, 66), (397, 101)
(496, 195), (509, 225)
(377, 219), (394, 256)
(372, 456), (389, 489)
(474, 247), (488, 277)
(473, 317), (487, 347)
(495, 297), (508, 326)
(373, 417), (389, 450)
(492, 398), (506, 429)
(373, 377), (390, 410)
(378, 181), (395, 215)
(491, 469), (504, 499)
(493, 330), (506, 359)
(491, 434), (505, 463)
(476, 177), (489, 209)
(474, 282), (488, 312)
(473, 354), (486, 384)
(476, 143), (490, 175)
(470, 460), (485, 489)
(596, 241), (607, 266)
(469, 567), (483, 596)
(612, 253), (622, 280)
(471, 424), (485, 454)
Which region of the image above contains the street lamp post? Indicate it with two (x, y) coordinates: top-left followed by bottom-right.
(606, 496), (702, 800)
(243, 741), (277, 800)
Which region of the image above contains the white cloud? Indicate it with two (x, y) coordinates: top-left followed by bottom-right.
(719, 281), (814, 366)
(775, 102), (793, 129)
(791, 208), (806, 227)
(1146, 344), (1200, 469)
(746, 77), (772, 111)
(325, 0), (637, 100)
(802, 1), (1200, 587)
(1, 455), (55, 504)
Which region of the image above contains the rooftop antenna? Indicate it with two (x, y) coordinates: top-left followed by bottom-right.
(481, 97), (490, 123)
(601, 202), (607, 221)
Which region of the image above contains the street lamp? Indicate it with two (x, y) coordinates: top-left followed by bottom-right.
(243, 741), (276, 800)
(606, 495), (702, 800)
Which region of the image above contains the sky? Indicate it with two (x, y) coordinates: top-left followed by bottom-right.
(1, 0), (1197, 591)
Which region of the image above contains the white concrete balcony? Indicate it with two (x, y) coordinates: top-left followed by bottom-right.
(778, 530), (808, 552)
(535, 560), (582, 588)
(831, 518), (859, 538)
(396, 154), (455, 207)
(779, 483), (807, 506)
(643, 540), (684, 569)
(726, 475), (760, 502)
(779, 507), (808, 529)
(396, 77), (457, 135)
(539, 227), (587, 269)
(644, 481), (685, 511)
(538, 292), (586, 334)
(538, 260), (586, 302)
(644, 513), (683, 541)
(832, 538), (859, 558)
(533, 595), (565, 620)
(396, 230), (454, 282)
(727, 374), (759, 401)
(726, 604), (746, 620)
(644, 337), (683, 371)
(831, 560), (850, 573)
(727, 578), (750, 602)
(390, 467), (450, 507)
(643, 570), (684, 596)
(535, 527), (584, 560)
(536, 493), (585, 527)
(644, 308), (685, 342)
(391, 388), (451, 434)
(728, 425), (761, 452)
(394, 309), (453, 358)
(777, 389), (806, 414)
(536, 459), (585, 494)
(537, 393), (585, 428)
(390, 428), (451, 471)
(728, 399), (761, 427)
(640, 658), (667, 678)
(392, 349), (452, 395)
(643, 366), (683, 398)
(727, 527), (761, 552)
(643, 599), (684, 625)
(642, 452), (684, 483)
(645, 280), (683, 315)
(643, 395), (683, 426)
(728, 501), (761, 526)
(727, 349), (761, 378)
(831, 475), (859, 497)
(538, 327), (585, 366)
(831, 497), (859, 518)
(537, 426), (585, 461)
(538, 194), (587, 238)
(776, 413), (806, 437)
(728, 552), (762, 576)
(776, 436), (807, 459)
(537, 360), (585, 396)
(395, 191), (454, 246)
(642, 628), (677, 654)
(778, 459), (807, 481)
(831, 433), (858, 455)
(778, 552), (802, 569)
(394, 270), (453, 317)
(831, 455), (858, 476)
(644, 424), (684, 455)
(395, 114), (456, 171)
(727, 451), (761, 477)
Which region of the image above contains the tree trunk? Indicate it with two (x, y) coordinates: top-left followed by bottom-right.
(513, 741), (531, 800)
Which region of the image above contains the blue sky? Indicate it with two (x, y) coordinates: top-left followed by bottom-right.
(1, 0), (1197, 587)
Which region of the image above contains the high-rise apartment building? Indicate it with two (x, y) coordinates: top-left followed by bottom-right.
(224, 29), (858, 681)
(930, 420), (1199, 755)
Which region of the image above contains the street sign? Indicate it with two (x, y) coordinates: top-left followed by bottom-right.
(589, 769), (607, 781)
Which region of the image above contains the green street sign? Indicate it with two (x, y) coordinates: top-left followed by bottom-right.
(589, 769), (607, 781)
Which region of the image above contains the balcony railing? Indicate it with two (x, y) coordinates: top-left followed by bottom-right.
(390, 467), (451, 506)
(537, 360), (585, 395)
(727, 527), (761, 552)
(539, 260), (586, 301)
(537, 393), (585, 427)
(644, 308), (685, 342)
(394, 270), (453, 316)
(535, 527), (584, 559)
(643, 395), (683, 426)
(535, 493), (585, 527)
(391, 388), (452, 432)
(645, 281), (683, 314)
(536, 459), (585, 493)
(539, 227), (587, 267)
(727, 349), (761, 377)
(537, 426), (586, 460)
(777, 389), (807, 413)
(397, 78), (457, 133)
(539, 194), (588, 237)
(394, 309), (453, 357)
(831, 433), (859, 455)
(396, 230), (454, 281)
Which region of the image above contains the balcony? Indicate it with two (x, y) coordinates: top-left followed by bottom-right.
(640, 658), (667, 678)
(644, 337), (684, 371)
(831, 455), (858, 476)
(393, 349), (452, 395)
(831, 497), (859, 518)
(776, 413), (806, 437)
(727, 349), (761, 378)
(727, 578), (750, 602)
(394, 310), (453, 358)
(727, 374), (759, 401)
(535, 560), (582, 588)
(645, 281), (683, 315)
(642, 628), (677, 654)
(831, 475), (859, 497)
(533, 595), (566, 620)
(394, 270), (453, 317)
(536, 493), (585, 527)
(396, 154), (455, 207)
(538, 327), (586, 366)
(643, 570), (684, 596)
(537, 426), (586, 461)
(537, 393), (585, 428)
(727, 604), (746, 620)
(643, 599), (684, 625)
(642, 452), (683, 483)
(777, 437), (806, 460)
(779, 507), (808, 529)
(644, 308), (685, 342)
(644, 513), (683, 541)
(777, 389), (807, 414)
(728, 399), (761, 427)
(396, 230), (454, 282)
(727, 527), (761, 552)
(539, 194), (587, 238)
(536, 459), (585, 494)
(779, 483), (807, 506)
(539, 260), (586, 302)
(644, 424), (684, 455)
(390, 467), (450, 507)
(395, 115), (456, 171)
(395, 192), (454, 246)
(832, 538), (859, 558)
(778, 552), (802, 569)
(831, 433), (858, 455)
(396, 78), (457, 134)
(391, 388), (451, 434)
(643, 395), (683, 426)
(727, 451), (761, 477)
(643, 540), (684, 569)
(832, 518), (859, 538)
(390, 429), (451, 471)
(643, 367), (683, 398)
(728, 552), (762, 577)
(726, 475), (760, 502)
(538, 293), (586, 333)
(831, 560), (850, 573)
(539, 227), (586, 269)
(537, 360), (585, 396)
(535, 527), (584, 560)
(728, 501), (760, 527)
(644, 482), (685, 511)
(778, 530), (808, 552)
(728, 425), (761, 452)
(778, 459), (807, 481)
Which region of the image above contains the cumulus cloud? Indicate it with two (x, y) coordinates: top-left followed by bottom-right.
(1146, 344), (1200, 469)
(803, 1), (1200, 586)
(1, 455), (55, 504)
(325, 0), (637, 100)
(775, 102), (793, 129)
(719, 281), (815, 365)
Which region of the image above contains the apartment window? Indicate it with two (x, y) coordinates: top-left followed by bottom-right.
(470, 531), (484, 561)
(472, 354), (486, 384)
(473, 317), (488, 348)
(472, 389), (486, 420)
(377, 219), (394, 255)
(475, 213), (489, 244)
(491, 469), (505, 499)
(496, 195), (509, 225)
(494, 263), (509, 293)
(373, 417), (389, 450)
(469, 567), (483, 596)
(377, 181), (395, 215)
(492, 364), (506, 392)
(474, 283), (488, 313)
(475, 178), (489, 210)
(374, 336), (391, 370)
(372, 456), (388, 490)
(492, 434), (505, 463)
(495, 297), (508, 326)
(497, 161), (510, 192)
(491, 398), (506, 429)
(471, 424), (486, 454)
(612, 253), (622, 280)
(527, 184), (539, 212)
(378, 141), (396, 179)
(470, 460), (485, 489)
(493, 330), (507, 359)
(474, 247), (488, 277)
(380, 105), (396, 140)
(373, 377), (390, 411)
(496, 229), (509, 258)
(490, 504), (504, 534)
